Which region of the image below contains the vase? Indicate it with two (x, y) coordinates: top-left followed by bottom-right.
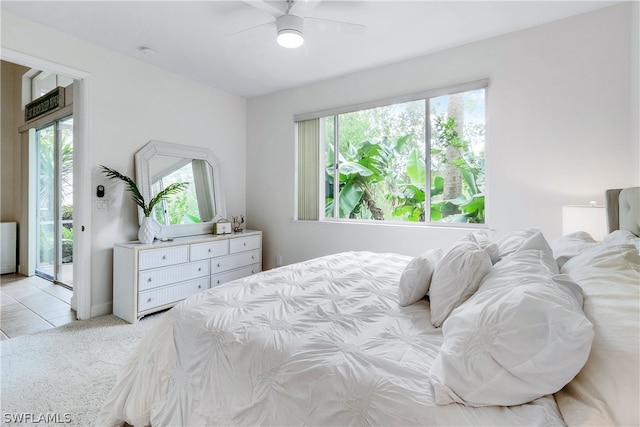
(138, 217), (155, 244)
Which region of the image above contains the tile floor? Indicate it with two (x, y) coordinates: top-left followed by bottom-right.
(0, 273), (77, 340)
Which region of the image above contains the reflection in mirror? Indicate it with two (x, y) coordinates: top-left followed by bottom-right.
(135, 141), (226, 239)
(150, 158), (215, 225)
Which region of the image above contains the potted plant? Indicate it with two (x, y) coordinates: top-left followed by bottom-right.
(101, 165), (188, 243)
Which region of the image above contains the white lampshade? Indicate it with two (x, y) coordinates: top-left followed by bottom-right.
(562, 203), (607, 241)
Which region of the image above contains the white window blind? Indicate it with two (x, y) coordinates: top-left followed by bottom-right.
(296, 118), (319, 220)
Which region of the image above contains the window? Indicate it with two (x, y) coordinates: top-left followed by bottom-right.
(296, 80), (487, 225)
(30, 71), (73, 101)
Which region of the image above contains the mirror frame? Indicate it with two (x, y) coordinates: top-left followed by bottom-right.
(135, 140), (226, 239)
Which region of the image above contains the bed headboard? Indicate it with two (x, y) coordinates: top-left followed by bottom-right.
(606, 187), (640, 236)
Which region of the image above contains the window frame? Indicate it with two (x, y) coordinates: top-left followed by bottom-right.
(295, 78), (489, 228)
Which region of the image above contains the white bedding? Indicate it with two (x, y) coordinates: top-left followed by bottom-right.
(99, 251), (565, 426)
(552, 238), (640, 426)
(431, 232), (594, 407)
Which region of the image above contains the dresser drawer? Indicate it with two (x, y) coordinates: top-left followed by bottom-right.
(229, 235), (261, 254)
(139, 260), (209, 291)
(139, 246), (189, 270)
(211, 250), (260, 275)
(211, 263), (261, 287)
(190, 240), (229, 261)
(138, 277), (210, 312)
(114, 231), (261, 323)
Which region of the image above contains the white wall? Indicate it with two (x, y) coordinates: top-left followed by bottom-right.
(247, 3), (639, 270)
(1, 12), (247, 316)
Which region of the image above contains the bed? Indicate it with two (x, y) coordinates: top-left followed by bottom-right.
(98, 188), (639, 426)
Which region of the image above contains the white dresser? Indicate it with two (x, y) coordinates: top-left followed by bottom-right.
(113, 230), (261, 323)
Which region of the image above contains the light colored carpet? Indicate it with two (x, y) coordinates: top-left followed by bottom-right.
(1, 313), (163, 426)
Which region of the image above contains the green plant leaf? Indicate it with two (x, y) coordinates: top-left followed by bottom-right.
(325, 199), (334, 216)
(460, 195), (485, 223)
(453, 157), (478, 194)
(392, 205), (415, 217)
(357, 142), (389, 177)
(147, 182), (190, 217)
(408, 209), (422, 221)
(100, 165), (147, 213)
(183, 213), (202, 223)
(403, 184), (426, 203)
(406, 148), (426, 186)
(339, 182), (363, 217)
(431, 176), (444, 196)
(430, 205), (442, 221)
(394, 134), (413, 152)
(101, 165), (188, 217)
(447, 194), (470, 206)
(339, 162), (374, 177)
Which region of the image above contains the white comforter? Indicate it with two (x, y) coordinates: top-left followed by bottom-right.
(552, 232), (640, 426)
(99, 251), (563, 426)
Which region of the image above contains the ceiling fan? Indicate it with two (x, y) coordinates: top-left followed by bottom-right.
(229, 0), (366, 49)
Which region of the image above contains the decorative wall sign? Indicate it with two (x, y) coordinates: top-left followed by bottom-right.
(25, 86), (65, 122)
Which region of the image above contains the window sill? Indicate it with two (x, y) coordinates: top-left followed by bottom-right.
(291, 218), (491, 232)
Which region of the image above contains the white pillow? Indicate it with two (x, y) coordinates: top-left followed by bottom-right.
(430, 250), (593, 407)
(479, 232), (558, 293)
(428, 234), (496, 327)
(516, 231), (559, 274)
(495, 227), (540, 259)
(472, 231), (500, 265)
(397, 248), (442, 307)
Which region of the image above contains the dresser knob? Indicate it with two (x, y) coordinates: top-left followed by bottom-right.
(147, 278), (152, 282)
(162, 255), (166, 260)
(244, 242), (247, 246)
(198, 267), (202, 271)
(251, 269), (255, 274)
(208, 248), (211, 252)
(251, 255), (255, 259)
(217, 280), (220, 284)
(198, 285), (201, 289)
(217, 263), (221, 267)
(147, 297), (152, 302)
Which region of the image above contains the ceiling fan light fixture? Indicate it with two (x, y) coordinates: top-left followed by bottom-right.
(276, 14), (304, 48)
(277, 30), (304, 48)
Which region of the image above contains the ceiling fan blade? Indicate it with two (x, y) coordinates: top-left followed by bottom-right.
(225, 20), (275, 38)
(305, 17), (366, 36)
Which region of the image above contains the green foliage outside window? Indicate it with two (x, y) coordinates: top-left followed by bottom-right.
(323, 89), (485, 224)
(37, 123), (74, 266)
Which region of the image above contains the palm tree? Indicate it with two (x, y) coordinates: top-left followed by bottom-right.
(38, 127), (73, 216)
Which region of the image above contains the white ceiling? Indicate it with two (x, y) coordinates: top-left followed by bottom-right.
(1, 1), (620, 98)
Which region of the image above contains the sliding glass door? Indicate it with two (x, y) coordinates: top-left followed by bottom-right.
(35, 116), (74, 288)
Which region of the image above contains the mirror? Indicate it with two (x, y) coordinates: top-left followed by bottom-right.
(135, 141), (226, 239)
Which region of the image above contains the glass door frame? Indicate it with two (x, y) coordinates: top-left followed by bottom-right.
(34, 115), (73, 289)
(8, 47), (92, 320)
